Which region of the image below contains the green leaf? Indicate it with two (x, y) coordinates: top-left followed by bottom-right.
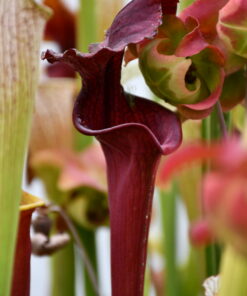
(0, 1), (50, 295)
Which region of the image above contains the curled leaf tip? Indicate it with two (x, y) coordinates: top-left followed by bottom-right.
(139, 14), (225, 119)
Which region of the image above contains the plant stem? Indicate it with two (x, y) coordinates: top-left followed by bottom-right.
(219, 246), (247, 296)
(50, 206), (100, 296)
(144, 264), (151, 296)
(63, 3), (98, 293)
(176, 147), (206, 296)
(180, 247), (206, 296)
(202, 103), (227, 276)
(216, 102), (228, 139)
(70, 1), (98, 290)
(205, 244), (218, 276)
(160, 183), (181, 296)
(74, 0), (97, 151)
(76, 226), (98, 296)
(224, 111), (232, 134)
(51, 242), (75, 296)
(242, 68), (247, 146)
(78, 0), (97, 52)
(208, 105), (225, 273)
